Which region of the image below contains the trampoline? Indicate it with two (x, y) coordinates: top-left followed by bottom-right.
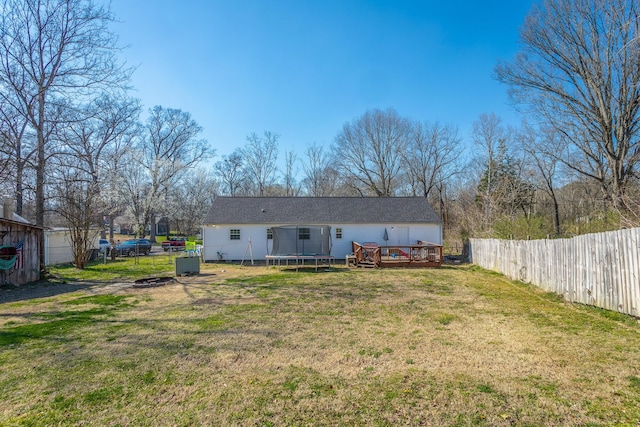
(265, 254), (335, 271)
(265, 225), (334, 271)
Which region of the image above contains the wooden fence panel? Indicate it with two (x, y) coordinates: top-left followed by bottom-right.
(470, 228), (640, 317)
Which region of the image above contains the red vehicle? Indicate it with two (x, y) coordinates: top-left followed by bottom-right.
(161, 236), (187, 251)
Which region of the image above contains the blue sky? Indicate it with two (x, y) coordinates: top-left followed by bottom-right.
(110, 0), (534, 160)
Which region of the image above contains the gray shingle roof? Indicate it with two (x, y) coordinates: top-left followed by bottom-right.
(203, 197), (441, 225)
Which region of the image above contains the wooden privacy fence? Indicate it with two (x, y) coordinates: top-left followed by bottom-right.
(470, 228), (640, 317)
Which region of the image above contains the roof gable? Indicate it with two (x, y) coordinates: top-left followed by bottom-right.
(204, 197), (441, 225)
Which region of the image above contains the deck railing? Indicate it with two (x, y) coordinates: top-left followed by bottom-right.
(351, 241), (442, 268)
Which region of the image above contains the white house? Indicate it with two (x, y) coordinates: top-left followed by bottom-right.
(201, 197), (442, 262)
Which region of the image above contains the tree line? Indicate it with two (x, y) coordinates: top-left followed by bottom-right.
(0, 0), (214, 268)
(1, 0), (640, 269)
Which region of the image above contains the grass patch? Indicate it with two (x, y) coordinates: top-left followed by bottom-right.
(224, 273), (302, 285)
(422, 278), (454, 295)
(196, 314), (229, 330)
(2, 264), (640, 425)
(48, 255), (175, 282)
(434, 313), (457, 325)
(83, 385), (124, 405)
(0, 318), (86, 345)
(0, 295), (133, 346)
(63, 294), (131, 306)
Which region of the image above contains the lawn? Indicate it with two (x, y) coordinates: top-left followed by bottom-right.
(1, 262), (640, 426)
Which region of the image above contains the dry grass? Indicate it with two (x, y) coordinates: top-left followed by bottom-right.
(1, 264), (640, 426)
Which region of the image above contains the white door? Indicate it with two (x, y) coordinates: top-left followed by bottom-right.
(391, 227), (410, 246)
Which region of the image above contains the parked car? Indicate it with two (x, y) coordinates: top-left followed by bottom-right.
(161, 236), (187, 251)
(115, 239), (152, 256)
(98, 239), (110, 254)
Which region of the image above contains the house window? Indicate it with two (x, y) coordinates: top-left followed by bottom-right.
(336, 228), (343, 239)
(267, 228), (273, 240)
(230, 229), (240, 240)
(298, 227), (310, 240)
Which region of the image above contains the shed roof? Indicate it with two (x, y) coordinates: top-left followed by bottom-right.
(204, 197), (441, 225)
(0, 203), (33, 225)
(0, 217), (44, 230)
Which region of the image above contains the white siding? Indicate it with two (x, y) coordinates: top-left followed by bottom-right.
(44, 229), (100, 265)
(45, 230), (74, 265)
(202, 225), (271, 262)
(203, 223), (442, 261)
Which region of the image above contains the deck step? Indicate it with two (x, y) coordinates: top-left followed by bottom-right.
(357, 261), (378, 268)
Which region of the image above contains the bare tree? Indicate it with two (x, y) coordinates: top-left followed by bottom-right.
(118, 157), (150, 238)
(166, 168), (220, 235)
(0, 133), (10, 191)
(0, 0), (131, 227)
(473, 113), (535, 229)
(517, 122), (564, 236)
(0, 0), (131, 272)
(618, 183), (640, 228)
(49, 95), (140, 267)
(446, 173), (486, 239)
(472, 113), (509, 229)
(333, 108), (411, 196)
(60, 96), (140, 189)
(97, 96), (142, 240)
(282, 149), (301, 196)
(241, 131), (279, 196)
(0, 103), (34, 215)
(214, 150), (247, 196)
(49, 170), (102, 268)
(301, 143), (340, 196)
(496, 0), (640, 209)
(131, 106), (211, 241)
(403, 121), (461, 199)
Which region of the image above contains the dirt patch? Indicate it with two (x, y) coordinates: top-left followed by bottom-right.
(0, 269), (231, 304)
(0, 281), (128, 304)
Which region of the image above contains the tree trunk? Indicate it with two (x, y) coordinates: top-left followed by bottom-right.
(15, 163), (23, 216)
(36, 93), (46, 274)
(149, 211), (156, 243)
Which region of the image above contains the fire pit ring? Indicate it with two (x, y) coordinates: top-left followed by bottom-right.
(133, 276), (175, 288)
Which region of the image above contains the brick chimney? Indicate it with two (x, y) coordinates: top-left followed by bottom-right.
(2, 196), (13, 220)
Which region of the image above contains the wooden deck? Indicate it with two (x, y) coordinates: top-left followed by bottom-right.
(350, 241), (442, 268)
